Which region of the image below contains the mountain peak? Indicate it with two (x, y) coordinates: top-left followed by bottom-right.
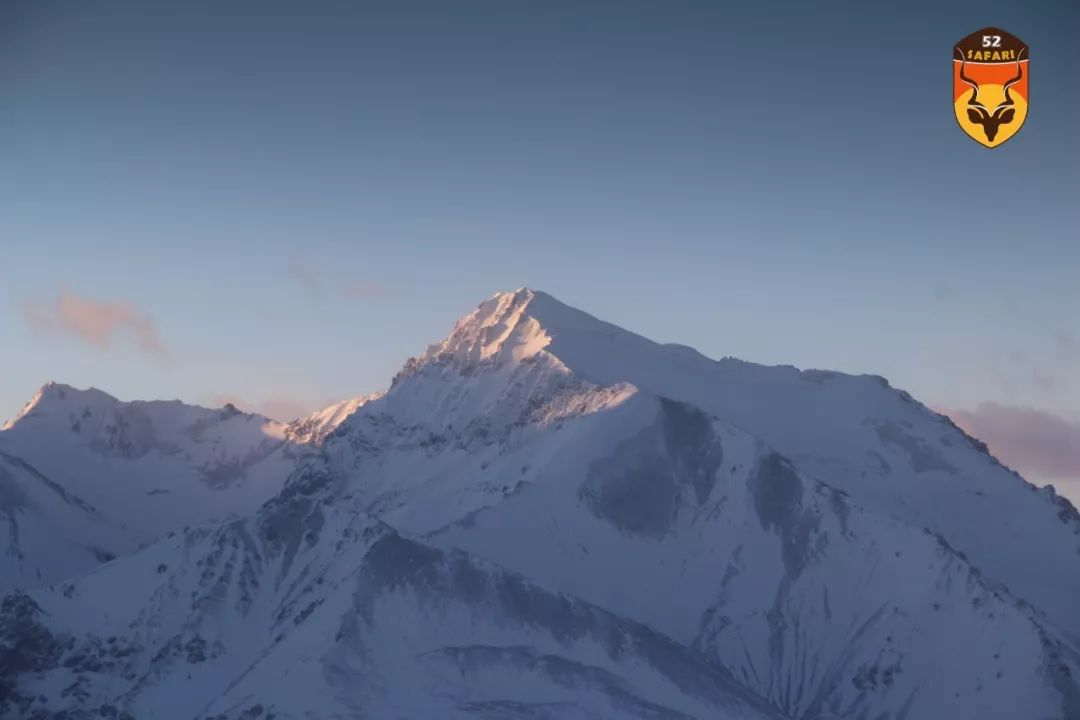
(420, 289), (907, 405)
(418, 288), (551, 367)
(2, 382), (290, 438)
(410, 287), (706, 389)
(3, 383), (120, 430)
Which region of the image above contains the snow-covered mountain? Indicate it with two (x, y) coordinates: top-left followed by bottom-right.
(0, 384), (326, 590)
(1, 289), (1077, 719)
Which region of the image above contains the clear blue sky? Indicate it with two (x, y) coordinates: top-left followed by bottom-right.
(1, 1), (1077, 490)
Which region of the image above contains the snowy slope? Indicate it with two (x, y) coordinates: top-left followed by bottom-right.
(0, 467), (784, 720)
(2, 289), (1078, 719)
(430, 396), (1075, 719)
(0, 451), (127, 592)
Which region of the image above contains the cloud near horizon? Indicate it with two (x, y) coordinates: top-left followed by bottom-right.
(202, 393), (331, 422)
(22, 287), (170, 361)
(944, 403), (1080, 482)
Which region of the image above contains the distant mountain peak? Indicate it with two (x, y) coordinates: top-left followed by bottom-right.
(32, 381), (115, 405)
(285, 393), (384, 444)
(3, 383), (119, 430)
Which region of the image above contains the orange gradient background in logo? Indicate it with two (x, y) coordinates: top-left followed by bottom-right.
(952, 61), (1028, 101)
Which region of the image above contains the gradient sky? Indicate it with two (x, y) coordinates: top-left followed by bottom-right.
(1, 2), (1077, 496)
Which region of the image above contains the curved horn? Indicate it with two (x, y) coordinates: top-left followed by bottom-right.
(1001, 47), (1026, 106)
(955, 47), (983, 107)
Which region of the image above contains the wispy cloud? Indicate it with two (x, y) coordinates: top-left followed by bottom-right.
(930, 282), (953, 304)
(22, 287), (170, 361)
(1055, 330), (1077, 362)
(341, 279), (389, 300)
(287, 257), (322, 298)
(286, 257), (389, 302)
(944, 403), (1080, 481)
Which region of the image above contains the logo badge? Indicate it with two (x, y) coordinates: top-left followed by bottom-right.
(953, 28), (1029, 147)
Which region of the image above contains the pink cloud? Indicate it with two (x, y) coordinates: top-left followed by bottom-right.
(944, 403), (1080, 481)
(287, 258), (322, 297)
(23, 287), (169, 360)
(287, 258), (388, 302)
(340, 279), (389, 300)
(1055, 330), (1076, 361)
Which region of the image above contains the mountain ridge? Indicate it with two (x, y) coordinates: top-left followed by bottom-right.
(399, 289), (1080, 639)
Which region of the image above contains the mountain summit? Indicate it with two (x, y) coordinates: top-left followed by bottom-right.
(1, 289), (1077, 720)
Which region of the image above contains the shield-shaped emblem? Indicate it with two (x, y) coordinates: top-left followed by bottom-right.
(953, 28), (1029, 148)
